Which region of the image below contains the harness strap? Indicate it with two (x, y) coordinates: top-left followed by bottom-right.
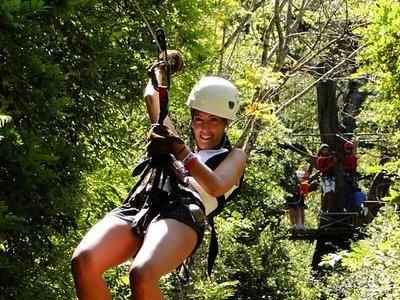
(206, 194), (225, 277)
(131, 158), (151, 177)
(129, 154), (180, 233)
(206, 171), (244, 277)
(207, 217), (219, 277)
(125, 159), (152, 203)
(157, 85), (169, 124)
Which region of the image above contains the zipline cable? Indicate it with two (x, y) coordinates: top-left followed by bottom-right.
(287, 132), (384, 137)
(132, 0), (163, 51)
(132, 0), (171, 123)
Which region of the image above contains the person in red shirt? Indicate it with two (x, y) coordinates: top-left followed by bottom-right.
(343, 141), (357, 173)
(314, 144), (337, 212)
(286, 168), (309, 231)
(342, 141), (359, 211)
(316, 144), (336, 176)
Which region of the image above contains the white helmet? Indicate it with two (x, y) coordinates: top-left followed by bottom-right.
(295, 168), (309, 180)
(187, 76), (239, 121)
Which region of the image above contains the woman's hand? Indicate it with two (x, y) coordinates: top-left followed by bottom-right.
(146, 50), (184, 85)
(159, 50), (184, 75)
(143, 52), (184, 130)
(146, 124), (185, 156)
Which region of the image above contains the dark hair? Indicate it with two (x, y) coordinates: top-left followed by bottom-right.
(216, 132), (232, 150)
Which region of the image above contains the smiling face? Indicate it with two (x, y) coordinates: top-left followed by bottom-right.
(191, 109), (228, 150)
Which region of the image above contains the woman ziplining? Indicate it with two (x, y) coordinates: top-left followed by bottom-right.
(70, 46), (247, 299)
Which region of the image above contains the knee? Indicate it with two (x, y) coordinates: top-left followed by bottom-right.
(129, 262), (159, 288)
(71, 248), (98, 277)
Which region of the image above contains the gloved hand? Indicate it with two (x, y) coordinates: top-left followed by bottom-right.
(146, 50), (184, 78)
(159, 50), (184, 74)
(146, 124), (185, 157)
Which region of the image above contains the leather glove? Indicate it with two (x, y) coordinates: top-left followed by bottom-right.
(159, 50), (184, 74)
(146, 124), (185, 156)
(146, 50), (184, 78)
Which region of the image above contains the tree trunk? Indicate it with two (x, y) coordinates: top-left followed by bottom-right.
(341, 80), (368, 133)
(316, 78), (338, 146)
(316, 77), (346, 211)
(312, 78), (372, 274)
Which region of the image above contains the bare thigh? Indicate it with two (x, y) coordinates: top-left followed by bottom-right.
(132, 218), (198, 277)
(73, 215), (142, 273)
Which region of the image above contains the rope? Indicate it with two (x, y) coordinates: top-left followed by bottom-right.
(132, 0), (171, 121)
(132, 0), (163, 51)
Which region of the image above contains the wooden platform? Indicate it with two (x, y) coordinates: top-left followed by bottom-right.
(288, 227), (364, 241)
(288, 211), (366, 241)
(319, 212), (360, 229)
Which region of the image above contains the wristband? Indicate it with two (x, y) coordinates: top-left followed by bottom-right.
(182, 151), (196, 165)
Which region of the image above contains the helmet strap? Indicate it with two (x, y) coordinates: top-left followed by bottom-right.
(215, 132), (232, 150)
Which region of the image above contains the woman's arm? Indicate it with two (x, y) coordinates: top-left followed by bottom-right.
(176, 147), (247, 197)
(144, 70), (177, 134)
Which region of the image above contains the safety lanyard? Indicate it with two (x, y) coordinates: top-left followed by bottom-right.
(132, 0), (171, 124)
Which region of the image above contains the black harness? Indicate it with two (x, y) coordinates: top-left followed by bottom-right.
(125, 149), (243, 282)
(124, 153), (203, 237)
(202, 151), (244, 277)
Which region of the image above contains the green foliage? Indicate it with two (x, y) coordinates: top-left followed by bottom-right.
(357, 0), (400, 157)
(0, 114), (12, 140)
(1, 0), (158, 297)
(319, 207), (400, 300)
(314, 1), (400, 299)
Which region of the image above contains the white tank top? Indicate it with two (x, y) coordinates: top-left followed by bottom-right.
(186, 149), (239, 216)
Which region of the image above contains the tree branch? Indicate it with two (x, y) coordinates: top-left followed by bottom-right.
(274, 45), (365, 116)
(218, 0), (267, 54)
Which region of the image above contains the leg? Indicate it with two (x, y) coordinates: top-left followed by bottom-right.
(321, 193), (328, 212)
(289, 208), (296, 227)
(295, 207), (302, 226)
(299, 208), (305, 227)
(325, 192), (335, 212)
(71, 215), (142, 300)
(129, 218), (198, 300)
(320, 179), (328, 212)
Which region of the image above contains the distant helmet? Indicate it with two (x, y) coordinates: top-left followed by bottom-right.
(187, 76), (240, 121)
(344, 141), (354, 151)
(319, 143), (330, 151)
(295, 169), (308, 179)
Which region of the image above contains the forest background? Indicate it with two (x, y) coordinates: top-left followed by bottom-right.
(0, 0), (399, 299)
